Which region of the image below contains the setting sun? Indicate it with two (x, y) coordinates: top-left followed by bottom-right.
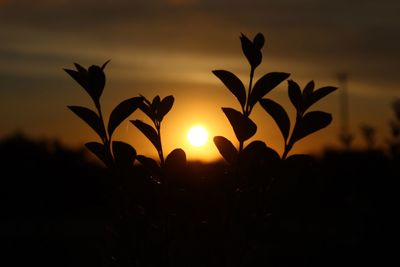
(187, 125), (209, 147)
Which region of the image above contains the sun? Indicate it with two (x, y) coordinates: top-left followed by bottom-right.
(187, 125), (209, 147)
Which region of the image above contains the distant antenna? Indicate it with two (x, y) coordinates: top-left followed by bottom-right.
(337, 73), (353, 149)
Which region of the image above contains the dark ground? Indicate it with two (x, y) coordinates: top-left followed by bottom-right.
(0, 133), (396, 266)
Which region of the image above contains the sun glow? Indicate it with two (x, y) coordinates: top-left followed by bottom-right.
(187, 125), (209, 147)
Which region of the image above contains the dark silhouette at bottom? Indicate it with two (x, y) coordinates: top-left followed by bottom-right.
(1, 133), (395, 266)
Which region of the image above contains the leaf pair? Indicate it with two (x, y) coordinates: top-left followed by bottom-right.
(139, 95), (174, 124)
(68, 96), (142, 143)
(288, 80), (337, 115)
(260, 80), (337, 158)
(86, 141), (136, 168)
(64, 61), (109, 106)
(214, 136), (279, 165)
(136, 148), (187, 182)
(240, 33), (264, 69)
(131, 95), (175, 164)
(212, 70), (289, 113)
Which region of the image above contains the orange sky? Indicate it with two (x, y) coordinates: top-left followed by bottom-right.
(1, 0), (399, 161)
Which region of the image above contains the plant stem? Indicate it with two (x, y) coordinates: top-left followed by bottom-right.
(96, 101), (113, 166)
(282, 113), (301, 160)
(245, 67), (255, 117)
(156, 123), (165, 166)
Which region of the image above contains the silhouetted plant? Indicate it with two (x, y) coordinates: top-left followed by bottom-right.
(64, 61), (142, 169)
(213, 33), (289, 161)
(131, 95), (187, 182)
(213, 33), (336, 162)
(260, 80), (337, 159)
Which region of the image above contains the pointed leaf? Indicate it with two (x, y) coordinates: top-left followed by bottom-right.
(64, 69), (89, 94)
(157, 95), (174, 122)
(164, 148), (187, 174)
(85, 142), (111, 167)
(130, 120), (161, 152)
(304, 86), (338, 112)
(259, 98), (291, 141)
(108, 97), (143, 137)
(303, 80), (315, 97)
(151, 95), (161, 113)
(112, 141), (136, 167)
(213, 136), (238, 164)
(139, 102), (153, 119)
(222, 107), (257, 143)
(291, 111), (332, 143)
(68, 106), (105, 140)
(288, 80), (302, 111)
(101, 60), (111, 70)
(253, 33), (265, 50)
(249, 72), (290, 109)
(140, 94), (151, 106)
(74, 63), (87, 74)
(212, 70), (246, 108)
(240, 33), (262, 69)
(87, 65), (106, 102)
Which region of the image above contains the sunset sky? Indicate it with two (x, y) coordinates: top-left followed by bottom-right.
(1, 0), (399, 161)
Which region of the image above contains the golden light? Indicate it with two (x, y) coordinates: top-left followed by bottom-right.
(187, 125), (209, 147)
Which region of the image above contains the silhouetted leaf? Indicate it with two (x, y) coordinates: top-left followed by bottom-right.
(140, 94), (151, 105)
(291, 111), (332, 143)
(101, 60), (111, 70)
(112, 141), (136, 167)
(130, 120), (161, 152)
(68, 106), (105, 139)
(85, 142), (111, 167)
(151, 96), (161, 113)
(64, 69), (88, 94)
(253, 33), (265, 50)
(139, 102), (153, 119)
(213, 136), (238, 164)
(212, 70), (246, 108)
(259, 98), (291, 141)
(302, 80), (315, 97)
(288, 80), (302, 111)
(249, 72), (290, 109)
(157, 95), (174, 122)
(304, 86), (338, 112)
(137, 155), (160, 173)
(108, 97), (143, 137)
(164, 148), (187, 175)
(87, 65), (106, 103)
(240, 140), (280, 165)
(222, 107), (257, 143)
(74, 63), (87, 74)
(240, 33), (262, 69)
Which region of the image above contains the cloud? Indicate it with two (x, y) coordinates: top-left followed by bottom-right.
(1, 0), (399, 93)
